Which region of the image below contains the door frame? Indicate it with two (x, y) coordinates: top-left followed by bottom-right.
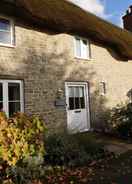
(65, 81), (91, 132)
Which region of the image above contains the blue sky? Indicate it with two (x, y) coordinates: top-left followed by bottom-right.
(70, 0), (132, 27)
(104, 0), (131, 26)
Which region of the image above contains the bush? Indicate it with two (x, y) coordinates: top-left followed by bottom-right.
(109, 103), (132, 138)
(0, 112), (46, 184)
(45, 133), (106, 167)
(5, 157), (45, 184)
(0, 112), (46, 166)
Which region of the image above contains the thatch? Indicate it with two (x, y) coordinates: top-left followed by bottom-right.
(17, 0), (132, 60)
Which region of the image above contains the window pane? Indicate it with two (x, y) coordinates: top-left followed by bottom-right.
(0, 18), (10, 31)
(8, 83), (20, 101)
(9, 102), (20, 116)
(75, 38), (81, 57)
(0, 32), (11, 44)
(0, 83), (3, 102)
(81, 39), (88, 58)
(82, 39), (87, 45)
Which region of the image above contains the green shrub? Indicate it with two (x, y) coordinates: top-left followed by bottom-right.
(0, 112), (46, 166)
(45, 133), (105, 167)
(109, 103), (132, 138)
(0, 112), (46, 184)
(5, 157), (45, 184)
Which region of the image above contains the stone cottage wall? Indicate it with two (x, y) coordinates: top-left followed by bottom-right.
(0, 19), (132, 133)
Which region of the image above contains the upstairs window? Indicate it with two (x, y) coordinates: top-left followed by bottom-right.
(0, 17), (14, 46)
(74, 37), (90, 59)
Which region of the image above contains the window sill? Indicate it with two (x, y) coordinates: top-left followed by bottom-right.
(0, 43), (15, 48)
(74, 56), (92, 61)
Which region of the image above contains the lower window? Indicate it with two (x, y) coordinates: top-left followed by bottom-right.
(0, 80), (24, 117)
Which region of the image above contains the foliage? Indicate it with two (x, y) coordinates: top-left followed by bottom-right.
(4, 157), (45, 184)
(109, 103), (132, 138)
(42, 150), (132, 184)
(1, 149), (131, 184)
(0, 110), (121, 184)
(0, 112), (46, 166)
(45, 133), (106, 167)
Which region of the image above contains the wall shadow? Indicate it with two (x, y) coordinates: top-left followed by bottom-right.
(0, 31), (112, 134)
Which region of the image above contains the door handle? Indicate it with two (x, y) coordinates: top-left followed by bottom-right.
(74, 110), (81, 113)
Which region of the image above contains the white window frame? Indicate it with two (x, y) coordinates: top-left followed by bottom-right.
(0, 80), (24, 117)
(74, 36), (91, 60)
(99, 81), (106, 96)
(0, 16), (15, 47)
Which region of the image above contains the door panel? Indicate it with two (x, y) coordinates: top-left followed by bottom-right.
(65, 82), (90, 133)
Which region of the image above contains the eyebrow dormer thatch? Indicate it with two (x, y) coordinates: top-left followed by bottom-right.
(15, 0), (132, 60)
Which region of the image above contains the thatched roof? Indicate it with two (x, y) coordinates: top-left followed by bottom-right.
(15, 0), (132, 60)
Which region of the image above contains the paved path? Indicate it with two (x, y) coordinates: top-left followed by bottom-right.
(105, 142), (132, 154)
(95, 134), (132, 154)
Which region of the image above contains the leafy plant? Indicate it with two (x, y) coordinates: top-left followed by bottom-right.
(5, 157), (45, 184)
(45, 133), (105, 167)
(109, 103), (132, 138)
(0, 112), (46, 166)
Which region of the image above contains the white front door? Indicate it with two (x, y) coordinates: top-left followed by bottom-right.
(65, 82), (90, 133)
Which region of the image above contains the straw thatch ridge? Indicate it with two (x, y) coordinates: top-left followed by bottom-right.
(17, 0), (132, 60)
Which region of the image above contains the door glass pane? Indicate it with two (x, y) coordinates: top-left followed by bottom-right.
(68, 87), (74, 110)
(9, 102), (20, 117)
(80, 98), (85, 109)
(74, 87), (80, 97)
(8, 83), (20, 101)
(79, 87), (84, 97)
(68, 85), (86, 110)
(75, 98), (80, 109)
(79, 87), (85, 109)
(0, 32), (11, 44)
(68, 87), (74, 97)
(75, 87), (80, 109)
(69, 98), (74, 110)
